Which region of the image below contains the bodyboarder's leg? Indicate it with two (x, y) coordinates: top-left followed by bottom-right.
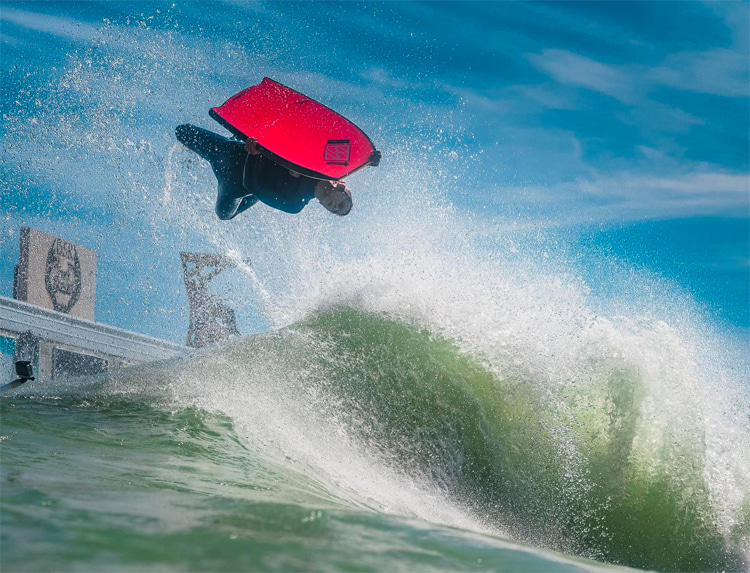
(175, 124), (257, 220)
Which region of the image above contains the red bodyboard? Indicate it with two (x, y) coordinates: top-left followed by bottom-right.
(209, 78), (380, 181)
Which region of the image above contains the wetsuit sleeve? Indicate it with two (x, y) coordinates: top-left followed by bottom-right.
(243, 156), (317, 214)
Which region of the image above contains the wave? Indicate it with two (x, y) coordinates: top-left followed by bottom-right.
(98, 307), (747, 571)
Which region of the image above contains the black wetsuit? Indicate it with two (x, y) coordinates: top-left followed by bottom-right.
(175, 124), (317, 220)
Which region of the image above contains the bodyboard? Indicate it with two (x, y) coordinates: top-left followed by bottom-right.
(209, 78), (380, 181)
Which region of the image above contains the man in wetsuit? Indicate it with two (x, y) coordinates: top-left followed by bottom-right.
(175, 124), (352, 220)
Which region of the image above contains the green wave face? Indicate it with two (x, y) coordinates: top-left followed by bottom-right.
(0, 396), (627, 572)
(267, 308), (745, 572)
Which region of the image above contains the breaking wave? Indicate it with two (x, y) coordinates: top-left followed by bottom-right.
(100, 301), (748, 571)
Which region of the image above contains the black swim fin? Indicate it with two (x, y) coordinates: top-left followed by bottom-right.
(175, 124), (248, 205)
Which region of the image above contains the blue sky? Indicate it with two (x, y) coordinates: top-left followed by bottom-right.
(1, 1), (748, 339)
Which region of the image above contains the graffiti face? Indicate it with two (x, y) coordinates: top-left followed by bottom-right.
(45, 238), (82, 313)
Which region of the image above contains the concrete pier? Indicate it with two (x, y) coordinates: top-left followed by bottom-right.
(0, 295), (185, 383)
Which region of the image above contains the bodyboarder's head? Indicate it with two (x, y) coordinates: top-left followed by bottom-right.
(315, 180), (352, 216)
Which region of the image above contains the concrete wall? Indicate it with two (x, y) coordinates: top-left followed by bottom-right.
(3, 227), (186, 387)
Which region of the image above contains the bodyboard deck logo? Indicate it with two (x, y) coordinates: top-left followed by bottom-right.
(324, 140), (350, 165)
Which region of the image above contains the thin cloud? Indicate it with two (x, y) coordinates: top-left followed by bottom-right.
(650, 49), (749, 98)
(528, 49), (639, 103)
(493, 169), (749, 222)
(0, 7), (103, 43)
(527, 44), (748, 103)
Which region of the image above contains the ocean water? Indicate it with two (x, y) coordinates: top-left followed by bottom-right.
(2, 2), (749, 572)
(0, 394), (620, 573)
(2, 299), (748, 572)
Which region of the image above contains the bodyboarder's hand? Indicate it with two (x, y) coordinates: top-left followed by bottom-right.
(333, 180), (349, 195)
(317, 180), (348, 195)
(244, 137), (260, 155)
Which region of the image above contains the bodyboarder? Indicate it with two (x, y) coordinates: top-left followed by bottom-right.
(175, 124), (353, 220)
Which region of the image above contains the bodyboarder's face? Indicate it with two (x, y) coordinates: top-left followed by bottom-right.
(315, 181), (352, 216)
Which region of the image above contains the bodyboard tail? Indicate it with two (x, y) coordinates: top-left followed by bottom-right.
(210, 78), (380, 181)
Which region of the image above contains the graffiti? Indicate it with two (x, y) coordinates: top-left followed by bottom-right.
(44, 238), (82, 314)
(180, 253), (240, 348)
